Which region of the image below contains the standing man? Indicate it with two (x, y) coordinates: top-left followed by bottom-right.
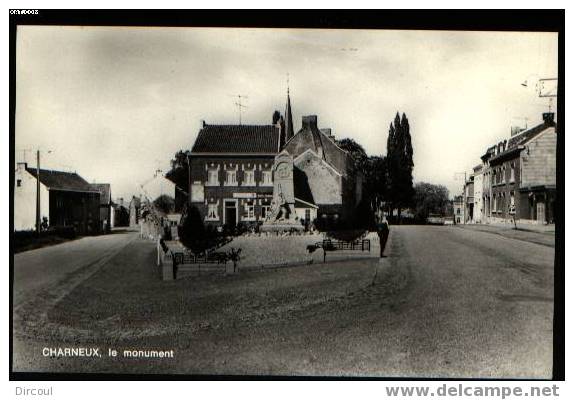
(376, 213), (390, 258)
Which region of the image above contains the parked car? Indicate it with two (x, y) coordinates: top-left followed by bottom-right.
(426, 214), (445, 225)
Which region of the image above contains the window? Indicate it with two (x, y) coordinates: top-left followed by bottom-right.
(207, 169), (219, 186)
(510, 163), (515, 182)
(243, 170), (255, 186)
(206, 203), (219, 221)
(493, 195), (497, 212)
(456, 208), (460, 215)
(17, 179), (22, 187)
(225, 170), (237, 186)
(510, 191), (515, 209)
(305, 209), (311, 222)
(502, 166), (506, 183)
(244, 201), (255, 220)
(262, 170), (272, 186)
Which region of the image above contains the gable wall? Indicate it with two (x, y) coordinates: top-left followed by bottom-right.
(294, 151), (342, 205)
(520, 128), (557, 188)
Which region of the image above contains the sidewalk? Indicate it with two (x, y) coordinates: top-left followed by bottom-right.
(455, 223), (555, 248)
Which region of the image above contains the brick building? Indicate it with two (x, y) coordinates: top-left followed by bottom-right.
(482, 113), (556, 224)
(188, 123), (280, 227)
(186, 91), (362, 229)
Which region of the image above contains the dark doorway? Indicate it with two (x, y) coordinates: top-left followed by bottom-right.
(225, 201), (237, 227)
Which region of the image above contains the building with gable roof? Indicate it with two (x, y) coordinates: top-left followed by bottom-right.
(480, 112), (556, 224)
(90, 183), (113, 232)
(186, 90), (363, 229)
(283, 114), (363, 223)
(188, 122), (281, 227)
(14, 162), (101, 233)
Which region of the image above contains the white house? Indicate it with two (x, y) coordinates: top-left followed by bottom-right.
(140, 173), (176, 203)
(14, 163), (49, 231)
(14, 162), (101, 233)
(472, 164), (483, 223)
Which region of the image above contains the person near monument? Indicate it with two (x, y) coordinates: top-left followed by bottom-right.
(376, 213), (390, 258)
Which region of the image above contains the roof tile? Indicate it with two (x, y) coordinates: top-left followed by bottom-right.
(26, 168), (97, 193)
(191, 124), (280, 153)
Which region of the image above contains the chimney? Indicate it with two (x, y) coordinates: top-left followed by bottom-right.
(542, 112), (555, 124)
(302, 115), (318, 130)
(16, 162), (27, 173)
(200, 119), (206, 128)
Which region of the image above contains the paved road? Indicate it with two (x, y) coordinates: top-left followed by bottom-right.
(12, 226), (555, 378)
(370, 225), (554, 378)
(13, 230), (137, 307)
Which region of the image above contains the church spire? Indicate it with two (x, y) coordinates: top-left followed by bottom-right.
(284, 77), (294, 142)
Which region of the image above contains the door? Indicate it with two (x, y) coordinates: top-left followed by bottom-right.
(225, 201), (237, 227)
(537, 202), (545, 224)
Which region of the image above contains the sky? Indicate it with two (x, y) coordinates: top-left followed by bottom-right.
(15, 26), (558, 200)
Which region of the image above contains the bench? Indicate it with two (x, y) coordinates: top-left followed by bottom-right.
(172, 250), (230, 279)
(308, 238), (371, 262)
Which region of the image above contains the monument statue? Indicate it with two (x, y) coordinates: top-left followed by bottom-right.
(261, 151), (303, 232)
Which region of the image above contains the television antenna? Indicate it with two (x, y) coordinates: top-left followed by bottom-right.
(229, 94), (249, 125)
(521, 76), (557, 113)
(16, 148), (32, 163)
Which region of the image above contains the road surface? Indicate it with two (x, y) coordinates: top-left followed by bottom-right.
(12, 226), (555, 378)
(13, 230), (137, 307)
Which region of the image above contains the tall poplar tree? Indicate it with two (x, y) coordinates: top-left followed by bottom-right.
(386, 112), (414, 221)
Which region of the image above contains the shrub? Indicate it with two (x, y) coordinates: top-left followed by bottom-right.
(178, 204), (230, 254)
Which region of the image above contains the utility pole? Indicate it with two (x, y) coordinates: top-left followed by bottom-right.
(36, 150), (41, 235)
(33, 148), (53, 235)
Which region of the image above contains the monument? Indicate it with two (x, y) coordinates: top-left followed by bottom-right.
(260, 151), (304, 232)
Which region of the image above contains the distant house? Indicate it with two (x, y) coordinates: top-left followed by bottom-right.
(129, 196), (141, 227)
(140, 174), (176, 204)
(453, 195), (465, 224)
(472, 164), (484, 223)
(14, 163), (101, 234)
(463, 175), (474, 223)
(90, 183), (113, 233)
(112, 197), (130, 227)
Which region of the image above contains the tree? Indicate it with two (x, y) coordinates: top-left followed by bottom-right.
(337, 138), (369, 171)
(165, 150), (189, 212)
(413, 182), (449, 221)
(153, 194), (175, 215)
(364, 155), (388, 215)
(386, 112), (414, 221)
